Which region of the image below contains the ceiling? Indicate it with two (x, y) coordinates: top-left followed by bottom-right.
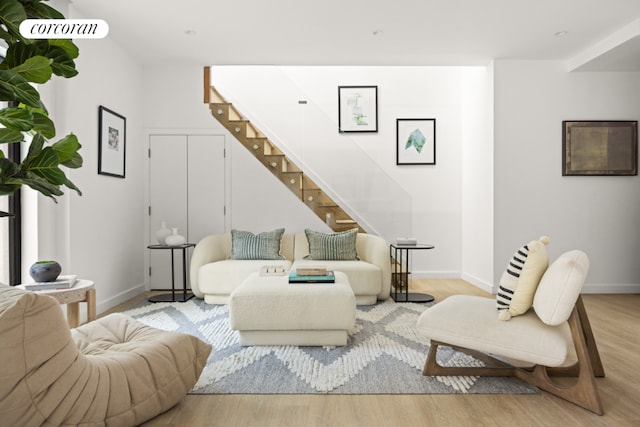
(70, 0), (640, 71)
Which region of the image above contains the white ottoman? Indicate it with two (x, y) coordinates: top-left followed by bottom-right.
(229, 271), (356, 346)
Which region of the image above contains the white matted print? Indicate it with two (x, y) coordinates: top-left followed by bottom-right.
(338, 86), (378, 133)
(98, 106), (126, 177)
(396, 118), (436, 165)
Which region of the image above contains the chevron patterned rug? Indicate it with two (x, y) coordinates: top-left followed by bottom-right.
(120, 298), (537, 395)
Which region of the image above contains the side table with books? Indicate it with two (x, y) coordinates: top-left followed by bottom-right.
(17, 277), (96, 328)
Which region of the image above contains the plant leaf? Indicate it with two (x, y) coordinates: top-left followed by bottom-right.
(23, 146), (66, 185)
(63, 177), (82, 196)
(0, 106), (33, 131)
(12, 55), (52, 84)
(52, 133), (80, 163)
(50, 39), (79, 59)
(23, 1), (65, 20)
(2, 43), (38, 69)
(0, 69), (41, 107)
(35, 42), (78, 78)
(26, 132), (45, 158)
(0, 0), (27, 39)
(32, 111), (56, 138)
(0, 128), (25, 144)
(20, 172), (64, 199)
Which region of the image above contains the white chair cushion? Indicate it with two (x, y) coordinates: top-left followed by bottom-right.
(416, 295), (573, 367)
(292, 259), (381, 296)
(533, 250), (589, 326)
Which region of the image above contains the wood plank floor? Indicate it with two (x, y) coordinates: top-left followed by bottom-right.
(103, 279), (640, 427)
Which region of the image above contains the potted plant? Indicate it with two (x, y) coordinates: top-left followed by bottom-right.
(0, 0), (83, 217)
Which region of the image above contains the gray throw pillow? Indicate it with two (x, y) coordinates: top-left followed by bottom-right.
(304, 228), (359, 260)
(230, 228), (285, 260)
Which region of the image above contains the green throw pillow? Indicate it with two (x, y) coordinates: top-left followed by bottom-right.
(230, 228), (285, 260)
(304, 228), (359, 260)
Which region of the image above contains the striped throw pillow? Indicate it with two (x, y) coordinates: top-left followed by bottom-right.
(496, 236), (550, 320)
(230, 228), (285, 260)
(304, 228), (359, 260)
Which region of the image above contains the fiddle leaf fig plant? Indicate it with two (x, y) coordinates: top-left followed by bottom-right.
(0, 0), (82, 206)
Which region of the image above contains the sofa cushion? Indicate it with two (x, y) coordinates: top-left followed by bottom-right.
(292, 259), (381, 296)
(199, 259), (293, 295)
(304, 228), (359, 260)
(496, 236), (549, 320)
(230, 228), (285, 260)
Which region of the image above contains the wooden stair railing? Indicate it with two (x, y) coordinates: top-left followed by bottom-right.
(204, 67), (364, 233)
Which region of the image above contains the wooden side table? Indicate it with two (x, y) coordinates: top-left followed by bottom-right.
(17, 279), (96, 328)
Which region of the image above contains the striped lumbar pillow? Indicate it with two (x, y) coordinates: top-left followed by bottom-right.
(230, 228), (285, 260)
(304, 228), (359, 260)
(496, 236), (550, 320)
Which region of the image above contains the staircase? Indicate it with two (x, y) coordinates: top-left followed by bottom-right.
(204, 67), (364, 233)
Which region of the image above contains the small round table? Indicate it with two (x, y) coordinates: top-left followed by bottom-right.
(17, 279), (96, 328)
(389, 243), (435, 303)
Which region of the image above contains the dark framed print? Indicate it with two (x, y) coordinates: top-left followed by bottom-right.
(563, 121), (637, 176)
(338, 86), (378, 133)
(98, 105), (126, 178)
(396, 118), (436, 165)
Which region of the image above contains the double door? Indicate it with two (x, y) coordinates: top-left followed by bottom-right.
(148, 134), (226, 289)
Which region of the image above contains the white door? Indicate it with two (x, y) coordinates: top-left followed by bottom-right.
(149, 134), (226, 289)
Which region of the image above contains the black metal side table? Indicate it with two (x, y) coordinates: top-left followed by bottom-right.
(390, 243), (435, 303)
(147, 243), (195, 303)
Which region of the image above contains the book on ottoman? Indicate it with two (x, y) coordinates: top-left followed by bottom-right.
(288, 270), (335, 283)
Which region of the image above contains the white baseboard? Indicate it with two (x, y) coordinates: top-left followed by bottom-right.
(460, 272), (494, 294)
(96, 283), (147, 315)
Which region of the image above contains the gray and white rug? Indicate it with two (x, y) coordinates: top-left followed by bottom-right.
(120, 298), (537, 395)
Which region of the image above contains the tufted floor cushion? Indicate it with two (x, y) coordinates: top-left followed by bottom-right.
(0, 285), (211, 427)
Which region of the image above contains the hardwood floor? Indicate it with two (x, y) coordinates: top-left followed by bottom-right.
(104, 279), (640, 427)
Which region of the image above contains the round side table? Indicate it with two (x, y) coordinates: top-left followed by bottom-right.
(17, 279), (96, 328)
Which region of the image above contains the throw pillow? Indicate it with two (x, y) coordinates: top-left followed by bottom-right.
(230, 228), (285, 260)
(304, 228), (359, 260)
(496, 235), (550, 320)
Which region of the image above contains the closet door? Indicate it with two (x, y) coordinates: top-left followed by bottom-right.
(149, 134), (225, 289)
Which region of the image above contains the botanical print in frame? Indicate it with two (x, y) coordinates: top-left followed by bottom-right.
(396, 118), (436, 165)
(98, 105), (126, 178)
(338, 86), (378, 133)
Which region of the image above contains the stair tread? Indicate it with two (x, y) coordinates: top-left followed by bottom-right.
(207, 84), (364, 235)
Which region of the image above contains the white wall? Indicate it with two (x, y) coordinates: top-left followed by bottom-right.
(461, 65), (495, 292)
(494, 60), (640, 293)
(211, 66), (492, 277)
(142, 64), (327, 237)
(31, 2), (146, 315)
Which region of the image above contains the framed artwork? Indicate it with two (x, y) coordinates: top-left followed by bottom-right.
(396, 118), (436, 165)
(338, 86), (378, 133)
(98, 105), (126, 178)
(562, 121), (637, 176)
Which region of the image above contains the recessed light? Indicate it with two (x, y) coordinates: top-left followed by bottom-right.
(554, 30), (569, 37)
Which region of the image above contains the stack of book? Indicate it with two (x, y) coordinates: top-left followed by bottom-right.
(23, 275), (77, 291)
(288, 267), (335, 283)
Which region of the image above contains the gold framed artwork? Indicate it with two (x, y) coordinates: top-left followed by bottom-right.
(562, 121), (637, 176)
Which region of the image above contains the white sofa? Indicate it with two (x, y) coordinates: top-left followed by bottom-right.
(190, 232), (391, 305)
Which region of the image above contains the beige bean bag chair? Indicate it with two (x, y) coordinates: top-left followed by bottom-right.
(0, 285), (211, 426)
